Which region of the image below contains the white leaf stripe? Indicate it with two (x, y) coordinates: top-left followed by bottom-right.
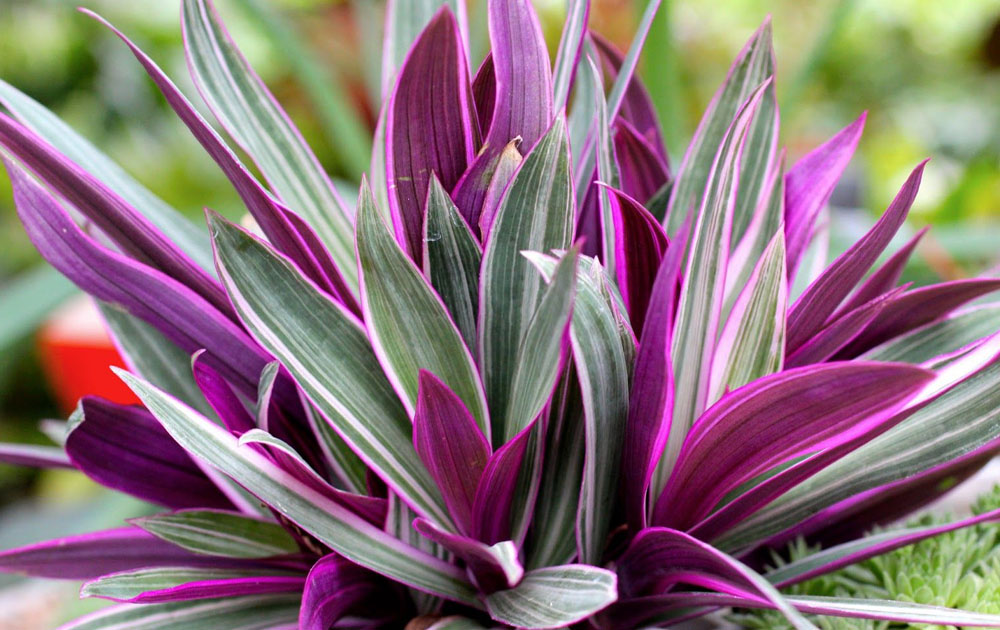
(358, 183), (489, 437)
(210, 216), (452, 528)
(118, 370), (478, 604)
(479, 117), (575, 444)
(485, 565), (617, 629)
(862, 304), (1000, 365)
(82, 566), (296, 601)
(720, 355), (1000, 550)
(182, 0), (356, 292)
(130, 510), (298, 559)
(551, 0), (590, 112)
(59, 594), (301, 630)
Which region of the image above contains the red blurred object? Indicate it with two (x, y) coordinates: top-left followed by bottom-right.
(37, 296), (140, 415)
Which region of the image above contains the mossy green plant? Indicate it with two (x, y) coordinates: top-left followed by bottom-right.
(733, 485), (1000, 629)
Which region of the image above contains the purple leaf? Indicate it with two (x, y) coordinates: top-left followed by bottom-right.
(786, 161), (925, 353)
(834, 227), (927, 318)
(191, 350), (255, 435)
(784, 113), (866, 279)
(452, 0), (553, 225)
(83, 570), (306, 603)
(300, 555), (407, 630)
(471, 53), (496, 141)
(592, 33), (669, 164)
(653, 362), (934, 530)
(6, 159), (269, 398)
(68, 396), (232, 510)
(413, 517), (523, 593)
(622, 225), (687, 531)
(413, 371), (491, 537)
(0, 115), (233, 319)
(386, 6), (476, 264)
(613, 118), (671, 205)
(0, 442), (72, 469)
(785, 286), (906, 368)
(473, 421), (536, 544)
(616, 527), (814, 629)
(604, 184), (669, 333)
(833, 277), (1000, 359)
(0, 527), (294, 580)
(83, 10), (354, 308)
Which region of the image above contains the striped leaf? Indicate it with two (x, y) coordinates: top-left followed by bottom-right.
(358, 182), (489, 436)
(130, 510), (299, 559)
(81, 566), (299, 602)
(485, 565), (617, 629)
(479, 117), (575, 444)
(424, 176), (482, 354)
(182, 0), (356, 293)
(708, 231), (786, 403)
(665, 19), (774, 235)
(551, 0), (590, 112)
(654, 82), (769, 496)
(524, 254), (629, 565)
(118, 370), (477, 604)
(209, 215), (452, 529)
(718, 347), (1000, 551)
(60, 594), (301, 630)
(862, 303), (1000, 365)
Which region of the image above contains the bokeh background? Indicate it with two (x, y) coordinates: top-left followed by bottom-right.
(1, 0), (999, 626)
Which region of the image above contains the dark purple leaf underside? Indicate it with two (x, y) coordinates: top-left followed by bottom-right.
(834, 227), (927, 318)
(300, 554), (405, 630)
(413, 517), (521, 593)
(614, 118), (671, 204)
(192, 351), (256, 435)
(654, 363), (934, 530)
(606, 184), (668, 333)
(784, 113), (866, 280)
(69, 396), (232, 510)
(452, 0), (553, 227)
(7, 161), (268, 398)
(786, 161), (925, 353)
(387, 7), (475, 264)
(472, 421), (536, 544)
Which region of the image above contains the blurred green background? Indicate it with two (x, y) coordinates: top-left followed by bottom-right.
(0, 0), (999, 625)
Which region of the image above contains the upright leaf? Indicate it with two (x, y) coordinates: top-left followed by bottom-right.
(424, 176), (482, 354)
(551, 0), (591, 112)
(182, 0), (356, 286)
(386, 6), (476, 264)
(479, 118), (574, 443)
(210, 215), (452, 529)
(382, 0), (470, 100)
(357, 182), (489, 435)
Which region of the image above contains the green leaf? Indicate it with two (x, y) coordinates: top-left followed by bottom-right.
(654, 81), (770, 497)
(209, 215), (452, 529)
(301, 398), (367, 494)
(665, 20), (775, 236)
(229, 0), (371, 176)
(551, 0), (589, 112)
(357, 181), (489, 436)
(424, 176), (482, 355)
(586, 57), (621, 278)
(60, 594), (300, 630)
(785, 595), (1000, 627)
(130, 510), (298, 559)
(485, 565), (618, 629)
(861, 304), (1000, 365)
(0, 80), (213, 271)
(81, 566), (293, 601)
(718, 346), (1000, 551)
(427, 617), (491, 630)
(480, 118), (575, 444)
(709, 231), (786, 403)
(118, 370), (477, 604)
(182, 0), (357, 293)
(524, 253), (629, 565)
(502, 249), (579, 443)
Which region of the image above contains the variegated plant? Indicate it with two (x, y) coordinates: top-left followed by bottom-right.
(2, 1), (1000, 628)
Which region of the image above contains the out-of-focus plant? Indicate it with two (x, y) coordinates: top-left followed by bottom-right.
(734, 485), (1000, 629)
(1, 0), (1000, 628)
